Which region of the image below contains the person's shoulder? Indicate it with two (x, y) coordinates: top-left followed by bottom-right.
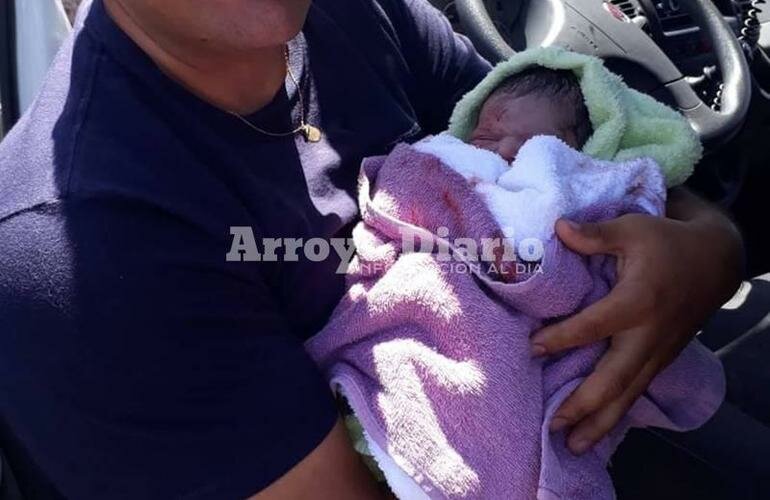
(309, 0), (413, 39)
(0, 21), (140, 218)
(0, 26), (184, 224)
(0, 29), (88, 216)
(311, 0), (414, 26)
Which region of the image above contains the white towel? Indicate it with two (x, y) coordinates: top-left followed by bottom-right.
(414, 133), (665, 248)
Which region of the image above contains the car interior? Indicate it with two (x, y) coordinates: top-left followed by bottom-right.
(0, 0), (768, 498)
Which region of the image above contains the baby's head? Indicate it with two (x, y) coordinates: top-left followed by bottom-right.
(469, 67), (592, 162)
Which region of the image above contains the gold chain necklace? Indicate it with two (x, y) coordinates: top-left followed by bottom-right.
(229, 46), (322, 143)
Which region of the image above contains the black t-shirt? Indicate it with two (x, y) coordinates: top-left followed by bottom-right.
(0, 0), (490, 498)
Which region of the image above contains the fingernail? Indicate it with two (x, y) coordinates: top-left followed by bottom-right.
(571, 439), (591, 455)
(531, 344), (547, 357)
(563, 220), (581, 231)
(549, 416), (569, 432)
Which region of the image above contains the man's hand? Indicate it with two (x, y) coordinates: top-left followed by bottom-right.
(531, 188), (743, 455)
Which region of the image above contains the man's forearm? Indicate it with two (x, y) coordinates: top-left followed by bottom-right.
(250, 419), (389, 500)
(666, 186), (745, 304)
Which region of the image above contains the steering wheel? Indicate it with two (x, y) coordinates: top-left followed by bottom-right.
(455, 0), (751, 145)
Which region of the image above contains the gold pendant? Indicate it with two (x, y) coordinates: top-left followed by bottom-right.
(302, 124), (322, 143)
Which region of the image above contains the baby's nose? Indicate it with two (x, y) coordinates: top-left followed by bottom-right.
(496, 137), (522, 163)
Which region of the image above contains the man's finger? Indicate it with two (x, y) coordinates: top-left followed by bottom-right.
(554, 217), (628, 256)
(548, 333), (650, 432)
(566, 357), (661, 455)
(531, 282), (640, 355)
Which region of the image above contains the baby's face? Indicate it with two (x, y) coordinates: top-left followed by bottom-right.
(469, 92), (579, 163)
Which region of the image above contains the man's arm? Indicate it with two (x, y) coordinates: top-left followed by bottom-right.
(666, 186), (744, 305)
(250, 419), (386, 499)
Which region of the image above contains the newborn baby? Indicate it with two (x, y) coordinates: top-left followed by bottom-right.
(411, 67), (604, 283)
(441, 67), (594, 281)
(307, 48), (719, 500)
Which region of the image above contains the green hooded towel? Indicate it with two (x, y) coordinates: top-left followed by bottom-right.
(447, 46), (702, 187)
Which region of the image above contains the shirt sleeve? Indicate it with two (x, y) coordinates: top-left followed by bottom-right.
(373, 0), (492, 133)
(0, 197), (338, 500)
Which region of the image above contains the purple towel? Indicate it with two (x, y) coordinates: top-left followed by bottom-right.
(305, 142), (725, 499)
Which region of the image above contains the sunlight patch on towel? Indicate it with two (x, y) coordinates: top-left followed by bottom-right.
(374, 338), (484, 497)
(365, 253), (462, 322)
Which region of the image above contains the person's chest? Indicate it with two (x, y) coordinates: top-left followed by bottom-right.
(197, 19), (427, 338)
(72, 1), (431, 340)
